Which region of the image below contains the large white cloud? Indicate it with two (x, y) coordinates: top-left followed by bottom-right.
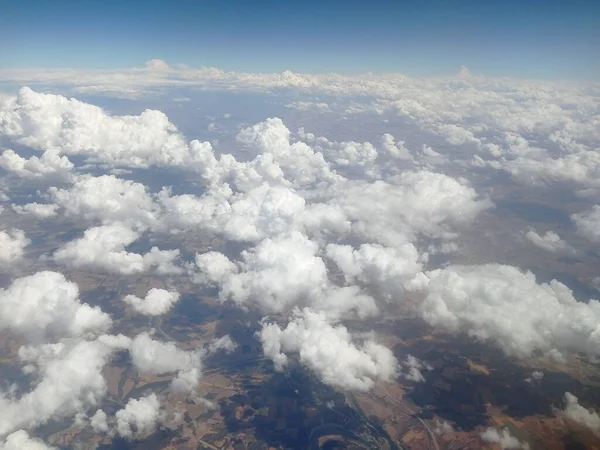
(208, 231), (328, 313)
(0, 271), (111, 342)
(317, 171), (491, 246)
(0, 88), (210, 169)
(236, 118), (341, 187)
(410, 264), (600, 359)
(200, 232), (378, 318)
(259, 308), (398, 391)
(49, 175), (159, 230)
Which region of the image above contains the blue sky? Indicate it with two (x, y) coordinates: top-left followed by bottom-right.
(1, 0), (599, 79)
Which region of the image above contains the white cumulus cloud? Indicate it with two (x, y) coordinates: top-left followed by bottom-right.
(123, 288), (180, 316)
(259, 308), (398, 391)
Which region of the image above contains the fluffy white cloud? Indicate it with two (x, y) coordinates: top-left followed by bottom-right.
(193, 239), (379, 319)
(259, 308), (398, 391)
(563, 392), (600, 435)
(89, 409), (109, 433)
(49, 175), (159, 230)
(160, 184), (306, 242)
(0, 148), (73, 180)
(1, 66), (596, 200)
(410, 264), (600, 359)
(123, 288), (180, 316)
(130, 332), (201, 375)
(214, 231), (328, 313)
(237, 118), (341, 187)
(572, 205), (600, 244)
(0, 88), (210, 169)
(332, 141), (378, 171)
(525, 229), (575, 254)
(326, 242), (422, 300)
(0, 271), (111, 342)
(0, 335), (128, 437)
(115, 394), (162, 439)
(380, 134), (413, 160)
(0, 229), (29, 263)
(191, 251), (239, 285)
(0, 431), (56, 450)
(481, 428), (530, 449)
(129, 332), (205, 394)
(227, 184), (306, 240)
(52, 224), (181, 275)
(319, 171), (490, 246)
(12, 203), (58, 218)
(157, 189), (231, 234)
(1, 72), (597, 447)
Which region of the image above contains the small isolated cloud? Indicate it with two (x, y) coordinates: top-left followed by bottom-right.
(123, 288), (180, 316)
(0, 229), (29, 263)
(88, 394), (165, 440)
(12, 203), (58, 218)
(400, 354), (431, 382)
(115, 394), (162, 439)
(1, 88), (208, 169)
(563, 392), (600, 435)
(210, 231), (328, 313)
(129, 332), (203, 394)
(205, 335), (237, 355)
(525, 370), (544, 384)
(481, 427), (530, 449)
(525, 229), (575, 254)
(433, 420), (454, 435)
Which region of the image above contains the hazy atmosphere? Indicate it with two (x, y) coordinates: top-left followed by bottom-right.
(1, 1), (600, 449)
